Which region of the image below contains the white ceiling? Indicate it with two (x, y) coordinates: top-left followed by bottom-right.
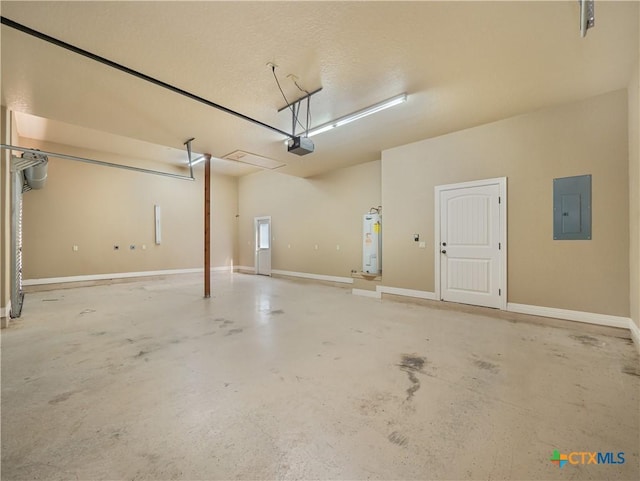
(1, 1), (638, 178)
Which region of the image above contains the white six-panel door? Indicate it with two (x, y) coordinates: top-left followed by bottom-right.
(255, 216), (272, 276)
(436, 178), (506, 309)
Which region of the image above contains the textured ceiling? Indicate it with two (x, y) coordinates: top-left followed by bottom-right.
(1, 1), (638, 178)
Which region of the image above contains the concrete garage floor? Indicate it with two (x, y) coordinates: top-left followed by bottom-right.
(2, 273), (639, 481)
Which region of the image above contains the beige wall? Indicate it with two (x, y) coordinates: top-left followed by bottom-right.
(382, 90), (630, 317)
(630, 11), (640, 329)
(238, 161), (381, 277)
(211, 173), (239, 269)
(19, 139), (238, 279)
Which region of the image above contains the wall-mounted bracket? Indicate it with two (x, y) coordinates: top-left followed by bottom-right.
(579, 0), (595, 37)
(10, 152), (47, 173)
(11, 152), (48, 192)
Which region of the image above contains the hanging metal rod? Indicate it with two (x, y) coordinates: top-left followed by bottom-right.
(184, 137), (195, 180)
(276, 87), (323, 113)
(1, 144), (195, 181)
(0, 16), (294, 140)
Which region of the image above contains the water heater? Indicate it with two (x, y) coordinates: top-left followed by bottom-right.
(363, 213), (381, 274)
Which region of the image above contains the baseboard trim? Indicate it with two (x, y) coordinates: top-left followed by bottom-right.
(22, 267), (234, 286)
(1, 301), (11, 318)
(629, 320), (640, 354)
(210, 266), (234, 273)
(235, 266), (256, 273)
(352, 288), (382, 299)
(377, 285), (437, 300)
(236, 267), (354, 285)
(506, 303), (631, 330)
(271, 269), (353, 284)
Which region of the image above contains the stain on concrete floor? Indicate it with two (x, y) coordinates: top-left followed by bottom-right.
(387, 431), (408, 447)
(622, 365), (640, 377)
(48, 390), (79, 405)
(399, 354), (426, 401)
(570, 334), (605, 348)
(225, 328), (244, 336)
(399, 354), (426, 372)
(213, 318), (234, 325)
(473, 359), (500, 373)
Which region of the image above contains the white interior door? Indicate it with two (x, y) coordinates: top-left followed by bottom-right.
(255, 217), (271, 276)
(436, 178), (506, 309)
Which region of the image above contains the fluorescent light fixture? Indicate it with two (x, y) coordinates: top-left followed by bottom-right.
(305, 93), (407, 138)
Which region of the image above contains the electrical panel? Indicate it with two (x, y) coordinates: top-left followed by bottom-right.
(553, 174), (591, 240)
(363, 213), (382, 274)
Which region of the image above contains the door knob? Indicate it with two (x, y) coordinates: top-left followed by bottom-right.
(441, 250), (447, 254)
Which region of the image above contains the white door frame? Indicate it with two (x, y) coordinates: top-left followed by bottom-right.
(254, 216), (272, 276)
(434, 177), (507, 310)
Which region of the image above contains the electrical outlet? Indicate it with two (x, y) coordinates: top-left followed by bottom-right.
(287, 244), (291, 249)
(419, 241), (426, 248)
(72, 245), (79, 252)
(314, 244), (319, 250)
(336, 245), (340, 250)
(141, 244), (147, 250)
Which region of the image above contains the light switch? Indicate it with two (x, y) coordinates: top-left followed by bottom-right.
(72, 245), (79, 252)
(419, 241), (426, 248)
